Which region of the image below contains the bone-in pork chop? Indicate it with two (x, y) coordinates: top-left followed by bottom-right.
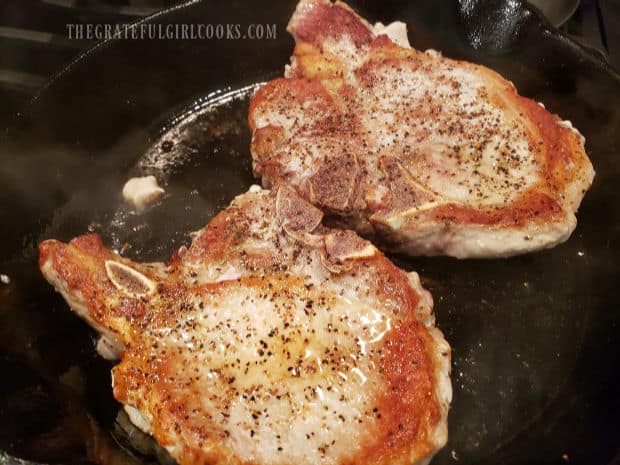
(39, 186), (451, 465)
(249, 0), (594, 258)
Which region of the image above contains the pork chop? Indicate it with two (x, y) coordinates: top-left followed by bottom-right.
(248, 0), (595, 258)
(39, 185), (452, 465)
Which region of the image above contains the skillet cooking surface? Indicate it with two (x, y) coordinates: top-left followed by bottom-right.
(1, 1), (619, 464)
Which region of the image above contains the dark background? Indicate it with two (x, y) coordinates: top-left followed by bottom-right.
(0, 1), (618, 465)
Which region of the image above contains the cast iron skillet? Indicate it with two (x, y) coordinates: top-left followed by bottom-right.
(1, 1), (619, 464)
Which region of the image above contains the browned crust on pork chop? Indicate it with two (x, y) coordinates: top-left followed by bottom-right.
(249, 0), (594, 258)
(39, 186), (451, 465)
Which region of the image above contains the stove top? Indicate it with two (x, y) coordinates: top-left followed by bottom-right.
(0, 1), (617, 125)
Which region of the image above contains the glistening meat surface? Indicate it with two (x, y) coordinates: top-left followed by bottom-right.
(39, 186), (451, 465)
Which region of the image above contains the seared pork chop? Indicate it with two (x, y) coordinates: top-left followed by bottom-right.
(39, 186), (451, 465)
(249, 0), (594, 258)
